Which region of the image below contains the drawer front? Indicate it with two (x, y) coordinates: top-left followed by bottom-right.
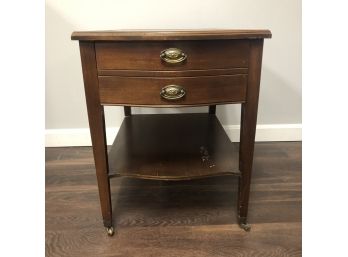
(98, 75), (247, 106)
(95, 40), (249, 71)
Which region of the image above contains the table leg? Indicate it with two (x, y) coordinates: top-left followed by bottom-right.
(79, 42), (113, 235)
(237, 39), (264, 231)
(124, 106), (132, 116)
(209, 105), (216, 114)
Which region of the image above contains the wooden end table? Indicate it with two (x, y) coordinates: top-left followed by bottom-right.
(72, 29), (271, 236)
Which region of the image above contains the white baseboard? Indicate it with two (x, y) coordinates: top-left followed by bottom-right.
(45, 124), (301, 147)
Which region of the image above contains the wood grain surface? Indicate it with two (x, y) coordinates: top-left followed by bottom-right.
(79, 41), (113, 227)
(97, 68), (248, 77)
(71, 29), (272, 41)
(237, 39), (264, 223)
(95, 40), (249, 70)
(46, 142), (301, 257)
(108, 114), (240, 180)
(98, 75), (247, 106)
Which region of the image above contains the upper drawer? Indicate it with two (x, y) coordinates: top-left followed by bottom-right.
(95, 40), (249, 71)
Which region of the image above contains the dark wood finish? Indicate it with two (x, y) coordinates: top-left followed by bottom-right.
(123, 106), (131, 116)
(46, 142), (301, 257)
(209, 105), (216, 114)
(71, 29), (272, 41)
(108, 113), (240, 180)
(98, 74), (247, 106)
(238, 39), (264, 224)
(98, 68), (248, 77)
(78, 42), (112, 228)
(95, 40), (249, 70)
(73, 30), (271, 232)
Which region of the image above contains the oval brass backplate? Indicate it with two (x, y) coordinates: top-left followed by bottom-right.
(160, 48), (187, 64)
(160, 85), (186, 100)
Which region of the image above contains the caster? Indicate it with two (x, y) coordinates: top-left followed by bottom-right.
(238, 216), (251, 232)
(106, 226), (114, 236)
(239, 223), (251, 232)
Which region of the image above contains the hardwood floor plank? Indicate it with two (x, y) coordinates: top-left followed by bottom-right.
(46, 142), (301, 257)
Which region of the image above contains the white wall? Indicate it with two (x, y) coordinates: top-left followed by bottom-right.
(45, 0), (301, 146)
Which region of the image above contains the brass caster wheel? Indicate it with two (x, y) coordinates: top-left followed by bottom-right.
(106, 226), (114, 236)
(239, 223), (251, 232)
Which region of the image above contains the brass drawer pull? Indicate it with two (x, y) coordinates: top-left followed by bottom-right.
(160, 48), (187, 64)
(160, 85), (186, 100)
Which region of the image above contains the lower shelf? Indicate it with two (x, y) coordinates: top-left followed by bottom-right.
(108, 113), (240, 180)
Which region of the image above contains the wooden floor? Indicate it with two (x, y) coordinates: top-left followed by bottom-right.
(46, 142), (301, 257)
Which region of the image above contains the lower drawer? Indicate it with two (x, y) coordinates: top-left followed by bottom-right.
(98, 75), (247, 106)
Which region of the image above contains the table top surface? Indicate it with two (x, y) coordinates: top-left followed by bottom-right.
(71, 29), (272, 41)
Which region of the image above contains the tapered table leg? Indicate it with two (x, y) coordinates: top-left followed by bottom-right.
(237, 39), (264, 231)
(79, 42), (113, 235)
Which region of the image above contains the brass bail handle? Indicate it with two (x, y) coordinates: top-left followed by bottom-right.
(160, 85), (186, 100)
(160, 48), (187, 64)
